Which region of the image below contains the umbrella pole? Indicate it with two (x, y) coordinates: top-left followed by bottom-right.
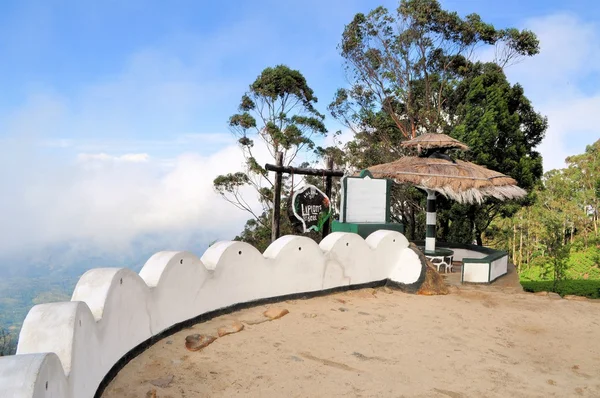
(425, 189), (436, 253)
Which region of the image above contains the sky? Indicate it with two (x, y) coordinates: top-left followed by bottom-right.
(0, 0), (599, 259)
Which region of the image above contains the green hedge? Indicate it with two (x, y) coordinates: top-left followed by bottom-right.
(520, 280), (600, 299)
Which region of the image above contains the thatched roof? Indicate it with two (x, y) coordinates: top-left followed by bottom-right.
(368, 157), (526, 204)
(402, 133), (470, 151)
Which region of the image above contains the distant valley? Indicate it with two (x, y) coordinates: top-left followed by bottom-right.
(0, 231), (217, 354)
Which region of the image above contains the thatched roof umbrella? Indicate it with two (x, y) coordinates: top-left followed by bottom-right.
(368, 156), (526, 204)
(401, 132), (470, 152)
(368, 133), (526, 254)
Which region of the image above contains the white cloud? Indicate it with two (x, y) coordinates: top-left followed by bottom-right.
(0, 25), (280, 259)
(322, 128), (355, 149)
(0, 137), (272, 256)
(502, 13), (600, 172)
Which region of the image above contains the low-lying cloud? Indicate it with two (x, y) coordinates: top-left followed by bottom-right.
(0, 139), (266, 258)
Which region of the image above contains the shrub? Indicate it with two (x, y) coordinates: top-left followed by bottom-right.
(520, 279), (600, 299)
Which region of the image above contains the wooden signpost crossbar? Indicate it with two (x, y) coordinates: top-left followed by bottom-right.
(265, 154), (344, 242)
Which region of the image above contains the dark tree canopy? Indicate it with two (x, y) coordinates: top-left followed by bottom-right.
(436, 62), (547, 245)
(451, 62), (546, 192)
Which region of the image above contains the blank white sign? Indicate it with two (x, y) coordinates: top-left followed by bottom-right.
(345, 177), (387, 223)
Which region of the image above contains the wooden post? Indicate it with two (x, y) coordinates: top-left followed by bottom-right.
(322, 156), (334, 239)
(264, 163), (344, 177)
(271, 152), (283, 242)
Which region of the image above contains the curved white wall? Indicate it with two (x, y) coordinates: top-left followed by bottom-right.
(0, 231), (424, 398)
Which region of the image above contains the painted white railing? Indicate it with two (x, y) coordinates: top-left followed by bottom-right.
(0, 231), (424, 398)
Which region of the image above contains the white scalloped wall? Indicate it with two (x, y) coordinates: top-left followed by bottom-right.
(0, 231), (423, 398)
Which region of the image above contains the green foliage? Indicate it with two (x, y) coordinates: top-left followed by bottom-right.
(214, 65), (327, 229)
(333, 0), (539, 141)
(489, 139), (600, 285)
(566, 247), (600, 279)
(438, 62), (547, 244)
(520, 280), (600, 299)
(541, 213), (571, 290)
(0, 274), (79, 356)
(234, 209), (323, 253)
(229, 65), (326, 156)
(213, 172), (250, 194)
(451, 63), (546, 191)
(0, 327), (16, 356)
(329, 1), (543, 243)
(234, 213), (278, 253)
(488, 140), (600, 299)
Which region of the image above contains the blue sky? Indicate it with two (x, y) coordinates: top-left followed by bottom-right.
(0, 0), (599, 255)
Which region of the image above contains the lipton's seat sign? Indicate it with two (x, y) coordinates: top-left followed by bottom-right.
(289, 185), (331, 233)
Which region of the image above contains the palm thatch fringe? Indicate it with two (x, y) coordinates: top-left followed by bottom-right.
(401, 133), (470, 151)
(418, 185), (527, 204)
(368, 157), (527, 204)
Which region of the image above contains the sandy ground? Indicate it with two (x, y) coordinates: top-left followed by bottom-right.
(102, 286), (600, 398)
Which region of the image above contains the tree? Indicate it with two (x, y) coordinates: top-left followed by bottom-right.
(540, 214), (571, 291)
(485, 140), (600, 280)
(563, 139), (600, 240)
(329, 0), (543, 242)
(0, 327), (15, 356)
(214, 65), (327, 248)
(330, 0), (539, 142)
(443, 62), (547, 244)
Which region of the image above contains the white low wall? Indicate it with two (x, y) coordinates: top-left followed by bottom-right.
(447, 248), (487, 262)
(489, 255), (509, 282)
(462, 253), (509, 283)
(462, 261), (490, 283)
(0, 231), (424, 398)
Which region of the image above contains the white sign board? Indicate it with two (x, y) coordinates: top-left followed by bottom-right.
(342, 174), (389, 223)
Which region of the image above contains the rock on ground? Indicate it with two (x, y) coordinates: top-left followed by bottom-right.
(217, 321), (245, 337)
(149, 375), (174, 388)
(264, 308), (289, 320)
(564, 295), (589, 301)
(408, 243), (449, 296)
(417, 263), (449, 296)
(184, 334), (217, 351)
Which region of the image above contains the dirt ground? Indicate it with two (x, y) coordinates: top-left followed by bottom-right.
(102, 286), (600, 398)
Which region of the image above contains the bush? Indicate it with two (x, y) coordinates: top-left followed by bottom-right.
(520, 279), (600, 299)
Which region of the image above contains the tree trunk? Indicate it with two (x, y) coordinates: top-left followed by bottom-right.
(525, 210), (531, 268)
(409, 207), (416, 241)
(570, 223), (574, 243)
(271, 152), (283, 242)
(594, 207), (598, 236)
(519, 213), (524, 270)
(322, 157), (334, 239)
(513, 222), (517, 270)
(439, 217), (449, 242)
(468, 206), (477, 244)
